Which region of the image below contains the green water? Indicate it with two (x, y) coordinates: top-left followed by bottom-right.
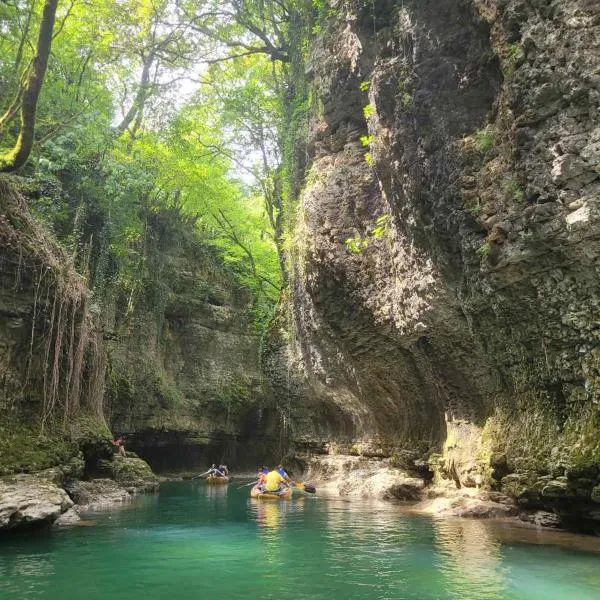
(1, 481), (599, 600)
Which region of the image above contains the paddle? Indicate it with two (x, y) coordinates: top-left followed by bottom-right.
(236, 480), (258, 490)
(192, 469), (213, 480)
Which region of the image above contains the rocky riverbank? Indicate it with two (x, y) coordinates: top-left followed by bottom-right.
(301, 451), (600, 534)
(0, 455), (158, 531)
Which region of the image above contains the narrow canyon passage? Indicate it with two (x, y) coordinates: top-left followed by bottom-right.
(1, 0), (600, 598)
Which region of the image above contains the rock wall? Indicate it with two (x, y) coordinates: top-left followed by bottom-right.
(0, 176), (109, 475)
(0, 177), (280, 479)
(104, 210), (279, 470)
(267, 0), (600, 530)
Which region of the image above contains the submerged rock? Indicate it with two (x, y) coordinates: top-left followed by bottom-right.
(0, 474), (73, 531)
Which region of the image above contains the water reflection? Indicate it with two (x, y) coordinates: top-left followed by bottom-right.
(433, 518), (508, 600)
(3, 483), (600, 600)
(249, 498), (297, 530)
(202, 482), (229, 501)
(322, 500), (417, 598)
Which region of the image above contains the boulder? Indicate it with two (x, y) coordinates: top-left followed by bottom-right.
(97, 456), (159, 494)
(53, 507), (81, 527)
(519, 511), (562, 528)
(64, 478), (130, 507)
(500, 472), (538, 498)
(415, 488), (517, 519)
(0, 474), (73, 531)
(565, 465), (599, 480)
(384, 480), (425, 501)
(541, 480), (576, 498)
(591, 485), (600, 504)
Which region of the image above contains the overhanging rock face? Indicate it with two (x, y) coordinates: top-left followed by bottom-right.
(266, 0), (600, 529)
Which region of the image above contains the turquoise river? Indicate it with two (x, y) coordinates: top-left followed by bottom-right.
(1, 481), (600, 599)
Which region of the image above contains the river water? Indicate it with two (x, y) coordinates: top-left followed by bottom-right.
(1, 481), (599, 599)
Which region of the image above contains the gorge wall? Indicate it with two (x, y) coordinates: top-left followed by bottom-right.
(0, 177), (279, 477)
(265, 0), (600, 528)
(103, 209), (279, 470)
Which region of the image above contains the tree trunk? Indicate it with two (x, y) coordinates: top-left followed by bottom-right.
(0, 0), (59, 172)
(114, 50), (155, 137)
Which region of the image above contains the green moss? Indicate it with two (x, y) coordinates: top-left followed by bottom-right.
(98, 456), (158, 491)
(474, 126), (494, 152)
(0, 424), (78, 475)
(476, 390), (597, 479)
(562, 403), (600, 468)
(476, 241), (490, 258)
(480, 404), (557, 473)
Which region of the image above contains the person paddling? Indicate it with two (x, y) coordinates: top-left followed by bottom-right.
(257, 466), (269, 491)
(208, 464), (226, 477)
(277, 464), (292, 485)
(264, 468), (286, 493)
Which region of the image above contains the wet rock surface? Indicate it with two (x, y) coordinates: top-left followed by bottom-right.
(304, 454), (426, 500)
(63, 479), (131, 508)
(414, 486), (517, 519)
(0, 474), (74, 531)
(53, 506), (81, 527)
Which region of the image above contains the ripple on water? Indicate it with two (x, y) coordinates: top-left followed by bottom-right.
(1, 481), (599, 600)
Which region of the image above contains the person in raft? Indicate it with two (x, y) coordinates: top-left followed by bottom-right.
(264, 468), (286, 493)
(112, 436), (126, 457)
(257, 466), (269, 490)
(218, 464), (229, 476)
(208, 464), (226, 477)
(277, 464), (292, 484)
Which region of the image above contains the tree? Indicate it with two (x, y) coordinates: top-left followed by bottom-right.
(0, 0), (59, 171)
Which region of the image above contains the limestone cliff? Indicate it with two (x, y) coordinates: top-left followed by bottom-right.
(267, 0), (600, 530)
(0, 177), (278, 478)
(104, 210), (279, 470)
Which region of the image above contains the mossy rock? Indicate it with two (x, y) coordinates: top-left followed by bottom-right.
(97, 456), (159, 493)
(0, 426), (78, 476)
(70, 416), (113, 466)
(500, 471), (539, 498)
(62, 452), (85, 479)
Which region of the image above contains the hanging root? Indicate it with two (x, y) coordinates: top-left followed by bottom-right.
(0, 176), (107, 430)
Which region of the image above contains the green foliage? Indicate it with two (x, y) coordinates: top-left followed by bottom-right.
(505, 177), (526, 204)
(363, 103), (376, 119)
(359, 81), (371, 92)
(475, 126), (495, 152)
(504, 43), (525, 78)
(360, 134), (376, 147)
(344, 214), (391, 254)
(364, 152), (375, 167)
(344, 235), (370, 254)
(0, 0), (289, 335)
(372, 214), (391, 239)
(476, 241), (491, 259)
